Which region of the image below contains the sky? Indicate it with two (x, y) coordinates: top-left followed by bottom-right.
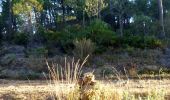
(0, 1), (1, 12)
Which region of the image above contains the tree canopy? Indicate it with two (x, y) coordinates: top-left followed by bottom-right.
(0, 0), (169, 49)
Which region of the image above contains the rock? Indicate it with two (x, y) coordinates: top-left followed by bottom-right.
(0, 54), (16, 66)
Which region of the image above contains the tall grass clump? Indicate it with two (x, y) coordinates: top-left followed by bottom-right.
(46, 56), (88, 100)
(73, 38), (95, 60)
(46, 56), (123, 100)
(46, 56), (89, 84)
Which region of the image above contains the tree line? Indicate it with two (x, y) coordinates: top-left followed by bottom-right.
(0, 0), (170, 49)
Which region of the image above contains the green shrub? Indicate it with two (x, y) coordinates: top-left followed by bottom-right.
(39, 30), (64, 55)
(41, 30), (60, 44)
(144, 36), (163, 48)
(117, 35), (163, 49)
(38, 21), (118, 54)
(38, 25), (89, 53)
(87, 19), (116, 46)
(58, 25), (89, 53)
(73, 38), (95, 60)
(58, 31), (77, 53)
(119, 34), (144, 48)
(115, 36), (136, 48)
(59, 21), (117, 53)
(13, 32), (29, 46)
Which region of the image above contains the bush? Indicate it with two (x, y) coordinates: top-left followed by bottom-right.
(115, 35), (142, 48)
(58, 25), (89, 53)
(73, 38), (95, 60)
(40, 30), (60, 45)
(117, 35), (163, 49)
(87, 19), (117, 46)
(38, 25), (89, 53)
(59, 21), (117, 53)
(13, 32), (29, 46)
(38, 30), (63, 54)
(144, 36), (163, 48)
(38, 21), (117, 54)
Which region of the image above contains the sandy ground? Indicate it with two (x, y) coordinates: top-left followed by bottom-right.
(0, 79), (170, 100)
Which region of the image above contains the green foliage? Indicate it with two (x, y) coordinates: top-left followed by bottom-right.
(41, 30), (61, 44)
(13, 0), (43, 15)
(39, 21), (117, 54)
(144, 36), (163, 48)
(39, 24), (89, 53)
(58, 25), (89, 53)
(87, 19), (116, 46)
(117, 35), (163, 49)
(130, 14), (160, 37)
(132, 15), (153, 34)
(85, 0), (106, 17)
(39, 19), (163, 55)
(13, 32), (29, 46)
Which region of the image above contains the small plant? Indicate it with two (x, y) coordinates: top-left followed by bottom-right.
(46, 56), (89, 84)
(73, 38), (95, 60)
(46, 56), (89, 99)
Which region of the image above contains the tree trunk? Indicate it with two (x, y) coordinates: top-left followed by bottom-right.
(83, 10), (85, 28)
(119, 15), (123, 36)
(109, 0), (112, 14)
(157, 0), (165, 38)
(98, 0), (101, 19)
(27, 11), (33, 34)
(6, 0), (13, 40)
(61, 0), (65, 25)
(27, 11), (34, 48)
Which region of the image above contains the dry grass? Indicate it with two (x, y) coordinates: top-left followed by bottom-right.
(0, 57), (170, 100)
(0, 79), (170, 100)
(44, 56), (170, 100)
